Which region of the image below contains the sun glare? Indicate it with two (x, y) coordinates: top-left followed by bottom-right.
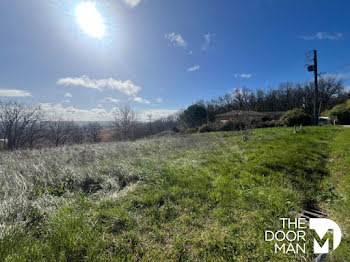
(75, 2), (105, 38)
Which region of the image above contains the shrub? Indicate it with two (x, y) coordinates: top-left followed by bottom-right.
(185, 128), (198, 134)
(180, 104), (208, 128)
(220, 120), (245, 131)
(280, 108), (311, 126)
(198, 124), (214, 133)
(324, 100), (350, 124)
(256, 120), (282, 128)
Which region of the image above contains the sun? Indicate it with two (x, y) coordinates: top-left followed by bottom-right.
(75, 2), (105, 38)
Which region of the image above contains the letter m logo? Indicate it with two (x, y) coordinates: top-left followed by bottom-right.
(309, 218), (342, 254)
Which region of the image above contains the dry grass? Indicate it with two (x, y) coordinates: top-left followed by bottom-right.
(0, 133), (212, 236)
(0, 127), (349, 261)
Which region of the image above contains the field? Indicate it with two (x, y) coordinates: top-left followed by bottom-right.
(0, 126), (349, 261)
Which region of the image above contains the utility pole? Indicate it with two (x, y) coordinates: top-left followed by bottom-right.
(307, 49), (319, 125)
(313, 50), (319, 125)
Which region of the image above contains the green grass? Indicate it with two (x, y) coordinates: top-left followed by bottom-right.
(1, 126), (349, 261)
(324, 128), (350, 261)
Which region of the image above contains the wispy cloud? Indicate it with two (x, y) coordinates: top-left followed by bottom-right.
(0, 89), (32, 97)
(122, 0), (141, 8)
(326, 72), (350, 79)
(155, 97), (163, 103)
(57, 75), (141, 96)
(38, 103), (177, 122)
(139, 109), (178, 121)
(64, 92), (72, 98)
(39, 103), (112, 121)
(100, 97), (119, 104)
(133, 97), (150, 104)
(165, 32), (187, 49)
(202, 33), (213, 51)
(187, 65), (200, 72)
(61, 99), (71, 104)
(300, 32), (343, 40)
(234, 73), (253, 79)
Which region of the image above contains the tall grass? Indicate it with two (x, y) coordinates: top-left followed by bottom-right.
(0, 126), (347, 261)
(0, 134), (208, 234)
(324, 128), (350, 261)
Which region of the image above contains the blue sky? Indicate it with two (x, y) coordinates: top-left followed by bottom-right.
(0, 0), (349, 120)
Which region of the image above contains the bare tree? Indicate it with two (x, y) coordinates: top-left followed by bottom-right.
(71, 124), (85, 145)
(46, 117), (74, 147)
(113, 104), (138, 141)
(22, 110), (45, 149)
(0, 102), (44, 150)
(86, 122), (102, 143)
(200, 76), (345, 122)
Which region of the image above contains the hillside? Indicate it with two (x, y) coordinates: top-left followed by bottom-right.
(0, 126), (349, 261)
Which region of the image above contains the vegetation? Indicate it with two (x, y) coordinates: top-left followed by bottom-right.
(200, 77), (346, 122)
(1, 126), (349, 261)
(179, 104), (208, 128)
(323, 128), (350, 261)
(175, 77), (346, 133)
(0, 102), (180, 150)
(1, 77), (347, 149)
(324, 99), (350, 124)
(280, 108), (311, 126)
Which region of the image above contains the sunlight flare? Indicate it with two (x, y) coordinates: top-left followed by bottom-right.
(75, 2), (105, 38)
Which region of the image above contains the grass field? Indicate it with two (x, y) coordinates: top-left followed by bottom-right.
(0, 126), (349, 261)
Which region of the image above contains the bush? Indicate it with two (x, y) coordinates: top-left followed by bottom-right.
(324, 100), (350, 124)
(256, 120), (283, 128)
(185, 128), (198, 134)
(220, 121), (238, 131)
(280, 108), (311, 126)
(198, 124), (214, 133)
(220, 120), (247, 131)
(180, 104), (208, 128)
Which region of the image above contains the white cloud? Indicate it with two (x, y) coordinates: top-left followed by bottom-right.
(139, 109), (178, 121)
(165, 32), (187, 48)
(187, 65), (200, 72)
(39, 103), (113, 122)
(57, 75), (141, 96)
(202, 33), (213, 51)
(103, 97), (119, 103)
(38, 103), (177, 122)
(122, 0), (141, 8)
(300, 32), (343, 40)
(0, 89), (32, 97)
(64, 92), (72, 98)
(326, 72), (350, 79)
(155, 97), (163, 103)
(234, 73), (253, 79)
(133, 97), (150, 104)
(61, 99), (71, 104)
(345, 86), (350, 92)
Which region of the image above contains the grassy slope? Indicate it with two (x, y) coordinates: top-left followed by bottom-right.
(0, 126), (349, 261)
(324, 128), (350, 261)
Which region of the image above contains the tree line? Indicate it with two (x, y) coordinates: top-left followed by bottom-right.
(1, 77), (347, 149)
(179, 77), (347, 127)
(0, 102), (103, 150)
(0, 102), (179, 150)
(112, 104), (179, 141)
